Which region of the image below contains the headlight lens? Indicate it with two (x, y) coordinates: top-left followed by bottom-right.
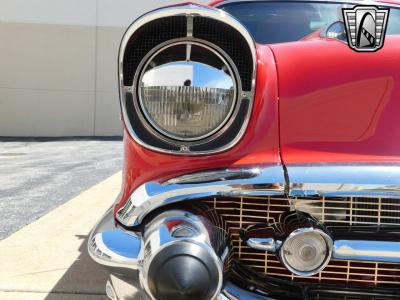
(138, 42), (236, 141)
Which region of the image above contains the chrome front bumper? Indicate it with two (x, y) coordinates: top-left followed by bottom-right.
(88, 209), (142, 272)
(106, 273), (272, 300)
(89, 205), (400, 299)
(89, 164), (400, 299)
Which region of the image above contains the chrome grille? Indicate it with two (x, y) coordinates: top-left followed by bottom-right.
(294, 196), (400, 226)
(203, 196), (400, 286)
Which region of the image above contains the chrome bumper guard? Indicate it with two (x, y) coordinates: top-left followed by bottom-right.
(89, 208), (273, 300)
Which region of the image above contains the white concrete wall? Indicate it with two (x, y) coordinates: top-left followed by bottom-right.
(0, 0), (209, 136)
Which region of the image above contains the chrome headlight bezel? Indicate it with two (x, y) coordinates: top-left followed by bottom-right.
(119, 5), (257, 155)
(134, 39), (240, 144)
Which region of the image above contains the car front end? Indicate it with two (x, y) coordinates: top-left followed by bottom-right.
(88, 1), (400, 299)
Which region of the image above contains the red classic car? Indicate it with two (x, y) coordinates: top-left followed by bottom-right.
(88, 0), (400, 299)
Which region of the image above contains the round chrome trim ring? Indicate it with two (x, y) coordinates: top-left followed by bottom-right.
(279, 227), (333, 277)
(135, 40), (239, 143)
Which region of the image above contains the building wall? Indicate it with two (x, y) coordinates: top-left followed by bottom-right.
(0, 0), (209, 136)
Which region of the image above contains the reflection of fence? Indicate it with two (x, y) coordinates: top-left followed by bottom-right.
(140, 86), (235, 137)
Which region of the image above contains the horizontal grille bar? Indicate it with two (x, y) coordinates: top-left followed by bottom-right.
(202, 196), (400, 286)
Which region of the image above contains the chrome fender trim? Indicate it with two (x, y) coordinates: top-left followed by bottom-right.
(117, 164), (400, 228)
(287, 164), (400, 198)
(116, 165), (286, 227)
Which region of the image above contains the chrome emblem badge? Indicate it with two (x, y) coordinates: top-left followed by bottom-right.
(342, 6), (389, 52)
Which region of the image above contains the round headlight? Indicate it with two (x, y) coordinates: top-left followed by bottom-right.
(138, 42), (237, 141)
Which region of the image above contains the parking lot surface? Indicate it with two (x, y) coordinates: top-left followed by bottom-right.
(0, 138), (126, 299)
(0, 138), (123, 240)
(0, 171), (121, 299)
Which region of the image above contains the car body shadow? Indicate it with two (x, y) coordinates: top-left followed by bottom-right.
(44, 235), (109, 300)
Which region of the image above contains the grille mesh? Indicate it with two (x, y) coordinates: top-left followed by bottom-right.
(193, 17), (253, 91)
(122, 16), (254, 91)
(202, 196), (400, 286)
(122, 16), (187, 86)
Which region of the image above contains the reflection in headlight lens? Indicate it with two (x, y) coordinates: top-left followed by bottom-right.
(139, 43), (236, 141)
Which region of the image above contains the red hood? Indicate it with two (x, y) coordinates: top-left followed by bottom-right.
(114, 1), (400, 216)
(269, 36), (400, 164)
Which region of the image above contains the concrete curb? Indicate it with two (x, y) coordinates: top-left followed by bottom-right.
(0, 172), (122, 299)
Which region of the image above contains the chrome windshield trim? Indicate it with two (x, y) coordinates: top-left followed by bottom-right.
(116, 165), (286, 227)
(215, 0), (400, 9)
(287, 164), (400, 198)
(119, 3), (257, 155)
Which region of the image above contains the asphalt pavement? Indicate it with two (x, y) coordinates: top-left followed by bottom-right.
(0, 138), (123, 240)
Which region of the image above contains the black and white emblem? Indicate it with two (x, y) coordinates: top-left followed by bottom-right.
(343, 6), (389, 52)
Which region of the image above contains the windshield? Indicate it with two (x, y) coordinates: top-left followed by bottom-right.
(220, 1), (400, 44)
